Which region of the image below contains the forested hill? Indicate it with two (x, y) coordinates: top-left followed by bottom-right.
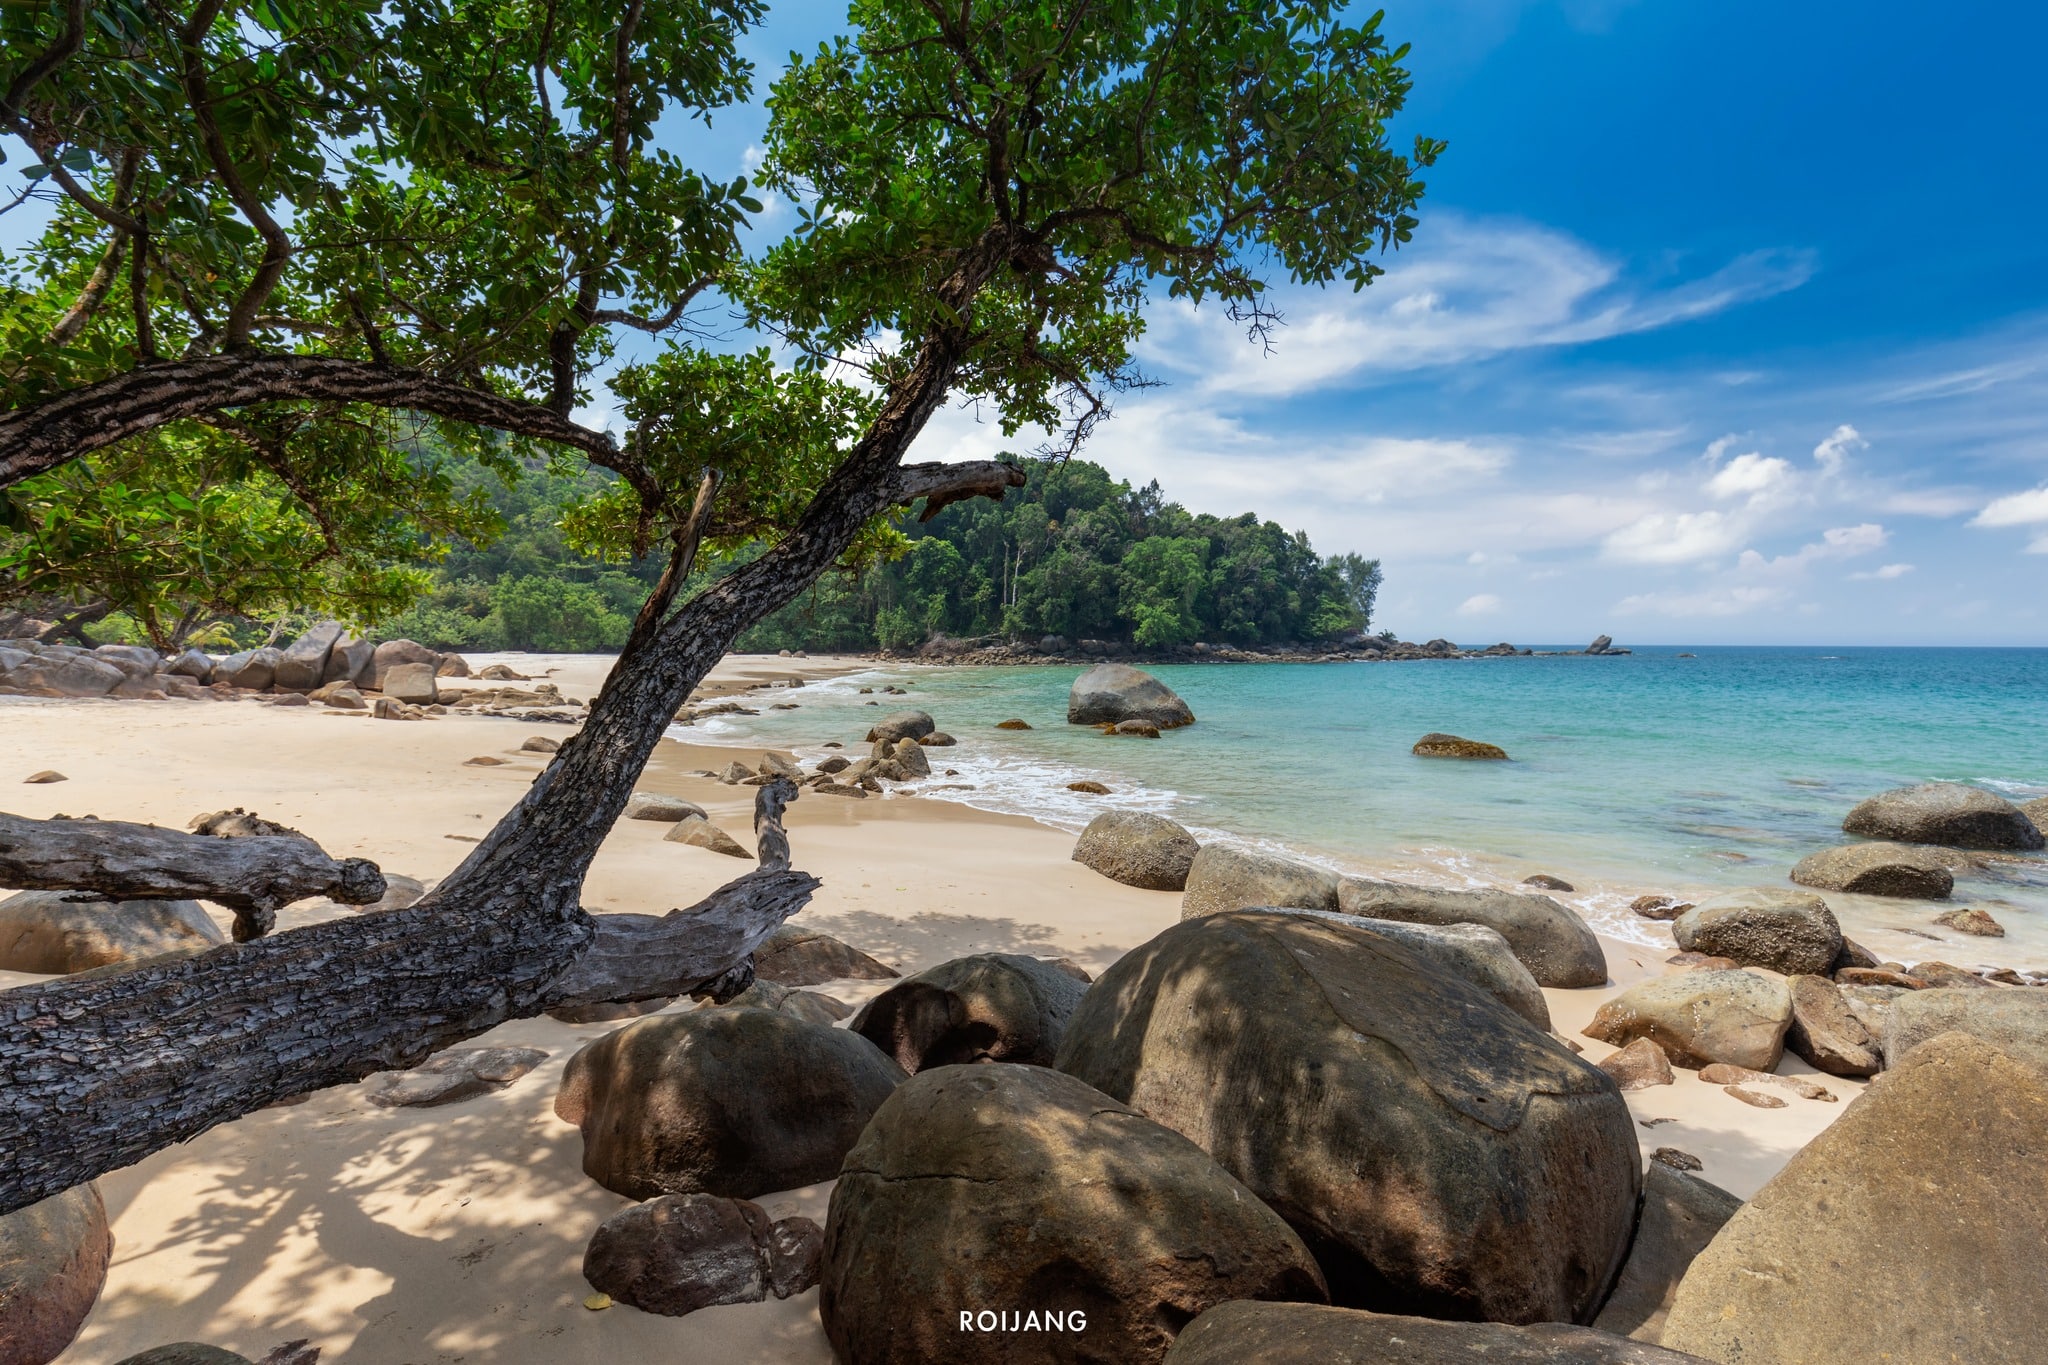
(369, 456), (1380, 655)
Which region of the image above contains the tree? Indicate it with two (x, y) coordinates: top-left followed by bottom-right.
(0, 0), (1437, 1213)
(1331, 552), (1384, 633)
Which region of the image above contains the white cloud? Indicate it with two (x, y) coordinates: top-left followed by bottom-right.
(1614, 585), (1791, 618)
(1850, 563), (1915, 580)
(1602, 509), (1745, 564)
(1706, 452), (1794, 502)
(1738, 523), (1889, 573)
(1458, 594), (1503, 616)
(1812, 424), (1865, 476)
(1972, 486), (2048, 527)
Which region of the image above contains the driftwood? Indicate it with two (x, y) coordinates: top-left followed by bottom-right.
(0, 811), (386, 940)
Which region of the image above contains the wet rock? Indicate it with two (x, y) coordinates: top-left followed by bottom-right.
(556, 1007), (906, 1201)
(753, 926), (900, 985)
(994, 718), (1032, 730)
(367, 1046), (548, 1107)
(1066, 780), (1111, 794)
(1411, 732), (1509, 760)
(1842, 781), (2045, 852)
(582, 1192), (821, 1316)
(0, 1183), (113, 1365)
(1111, 719), (1161, 737)
(1072, 810), (1201, 891)
(0, 890), (226, 974)
(1585, 969), (1794, 1072)
(1598, 1037), (1675, 1090)
(1337, 877), (1607, 989)
(1881, 987), (2048, 1072)
(1933, 906), (2004, 937)
(1592, 1162), (1742, 1345)
(1165, 1301), (1712, 1363)
(821, 1063), (1326, 1365)
(1180, 844), (1339, 918)
(863, 710), (934, 744)
(663, 815), (751, 859)
(1067, 662), (1194, 728)
(850, 953), (1088, 1073)
(1786, 974), (1880, 1077)
(1790, 841), (1954, 899)
(1906, 959), (1995, 989)
(1836, 965), (1924, 989)
(1056, 911), (1639, 1323)
(1672, 888), (1842, 977)
(917, 731), (954, 746)
(625, 792), (708, 823)
(1523, 874), (1575, 892)
(1662, 1033), (2048, 1364)
(1631, 895), (1692, 921)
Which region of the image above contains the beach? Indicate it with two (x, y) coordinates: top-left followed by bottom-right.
(0, 649), (2014, 1361)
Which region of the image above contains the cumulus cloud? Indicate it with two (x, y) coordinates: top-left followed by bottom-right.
(1737, 523), (1889, 573)
(1614, 585), (1791, 618)
(1706, 452), (1795, 502)
(1602, 509), (1746, 564)
(1812, 424), (1865, 476)
(1850, 563), (1915, 580)
(1458, 594), (1503, 616)
(1972, 486), (2048, 528)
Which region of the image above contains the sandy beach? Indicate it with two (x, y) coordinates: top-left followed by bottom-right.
(3, 653), (1869, 1362)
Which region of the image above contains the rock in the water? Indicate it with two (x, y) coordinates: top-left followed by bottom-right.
(366, 1046), (547, 1107)
(1672, 887), (1842, 976)
(1165, 1301), (1711, 1364)
(1066, 662), (1195, 728)
(215, 646), (281, 690)
(1881, 987), (2048, 1072)
(863, 710), (934, 744)
(1066, 779), (1111, 794)
(368, 639), (441, 690)
(1631, 895), (1691, 921)
(1785, 974), (1880, 1077)
(582, 1192), (822, 1316)
(1072, 810), (1201, 891)
(1590, 1163), (1743, 1345)
(1337, 877), (1608, 989)
(556, 1007), (906, 1200)
(885, 736), (930, 779)
(663, 814), (751, 859)
(821, 1063), (1326, 1365)
(1585, 634), (1615, 654)
(1180, 843), (1338, 918)
(995, 718), (1032, 730)
(1055, 911), (1640, 1323)
(1411, 732), (1509, 760)
(849, 953), (1088, 1073)
(1933, 906), (2004, 936)
(1662, 1033), (2048, 1363)
(716, 978), (852, 1027)
(625, 792), (708, 823)
(272, 620), (343, 691)
(1111, 718), (1161, 737)
(1584, 969), (1793, 1071)
(753, 926), (899, 984)
(0, 1183), (113, 1365)
(380, 661), (439, 705)
(1598, 1037), (1675, 1090)
(1789, 841), (1955, 899)
(1524, 874), (1575, 892)
(1842, 780), (2045, 852)
(0, 890), (227, 974)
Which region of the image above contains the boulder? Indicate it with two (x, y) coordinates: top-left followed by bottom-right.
(863, 710), (934, 744)
(272, 620), (343, 691)
(1411, 732), (1509, 760)
(663, 815), (751, 859)
(0, 653), (124, 697)
(366, 1046), (547, 1108)
(1180, 844), (1338, 919)
(1785, 974), (1880, 1077)
(0, 1183), (113, 1365)
(22, 771), (64, 784)
(1903, 959), (1993, 989)
(320, 686), (366, 710)
(1585, 634), (1614, 654)
(1055, 911), (1640, 1323)
(214, 646), (281, 690)
(109, 1347), (255, 1365)
(1272, 909), (1551, 1030)
(715, 979), (852, 1027)
(546, 997), (672, 1024)
(1671, 888), (1842, 977)
(1598, 1037), (1675, 1090)
(320, 634), (375, 687)
(1524, 874), (1575, 892)
(820, 1063), (1327, 1365)
(188, 808), (299, 838)
(1881, 987), (2048, 1072)
(583, 1193), (822, 1316)
(520, 735), (559, 753)
(849, 953), (1089, 1073)
(1789, 842), (1954, 899)
(1837, 982), (1908, 1042)
(886, 736), (930, 779)
(1067, 779), (1111, 794)
(556, 1007), (906, 1200)
(1164, 1301), (1711, 1364)
(1111, 719), (1161, 737)
(1583, 970), (1793, 1072)
(166, 648), (215, 683)
(435, 652), (471, 678)
(1842, 781), (2044, 851)
(995, 718), (1032, 730)
(369, 639), (441, 690)
(1631, 895), (1690, 921)
(477, 662), (529, 681)
(0, 890), (227, 974)
(1933, 906), (2004, 936)
(91, 643), (162, 677)
(1662, 1033), (2048, 1363)
(625, 792), (707, 823)
(2022, 794), (2048, 833)
(1066, 662), (1195, 728)
(753, 926), (899, 984)
(1590, 1163), (1743, 1344)
(1337, 877), (1607, 989)
(381, 661), (439, 705)
(1072, 811), (1201, 891)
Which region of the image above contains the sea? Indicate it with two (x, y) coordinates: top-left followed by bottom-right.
(678, 647), (2048, 974)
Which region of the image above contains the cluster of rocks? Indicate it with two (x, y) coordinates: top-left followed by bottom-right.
(888, 632), (1631, 667)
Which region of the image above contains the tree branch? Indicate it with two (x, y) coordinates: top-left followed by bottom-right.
(889, 458), (1027, 519)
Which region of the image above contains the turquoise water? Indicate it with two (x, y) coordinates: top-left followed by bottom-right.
(689, 648), (2048, 970)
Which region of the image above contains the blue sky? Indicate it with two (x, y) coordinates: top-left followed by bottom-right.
(695, 0), (2048, 644)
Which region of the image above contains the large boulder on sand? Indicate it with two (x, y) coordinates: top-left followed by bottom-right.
(0, 890), (227, 974)
(1180, 844), (1337, 918)
(369, 639), (441, 690)
(214, 646), (280, 690)
(0, 652), (124, 697)
(1067, 662), (1194, 728)
(849, 953), (1088, 1073)
(1662, 1032), (2048, 1363)
(1789, 841), (1955, 899)
(624, 792), (708, 823)
(1072, 810), (1201, 890)
(1274, 909), (1551, 1031)
(1671, 887), (1842, 977)
(820, 1063), (1327, 1365)
(0, 1183), (113, 1365)
(380, 661), (439, 705)
(1591, 1162), (1742, 1343)
(863, 710), (934, 744)
(752, 926), (899, 985)
(1165, 1301), (1712, 1364)
(1881, 987), (2048, 1072)
(1842, 780), (2045, 851)
(320, 634), (374, 687)
(1055, 911), (1640, 1323)
(1785, 974), (1881, 1077)
(555, 1007), (905, 1200)
(1337, 877), (1607, 989)
(271, 620), (343, 691)
(165, 648), (215, 684)
(583, 1192), (822, 1317)
(1584, 969), (1793, 1072)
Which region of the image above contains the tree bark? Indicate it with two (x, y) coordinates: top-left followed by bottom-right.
(0, 812), (386, 941)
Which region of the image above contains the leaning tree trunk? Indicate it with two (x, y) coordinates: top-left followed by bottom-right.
(0, 307), (1021, 1214)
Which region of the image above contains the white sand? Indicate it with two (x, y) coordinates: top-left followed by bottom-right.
(0, 652), (1855, 1361)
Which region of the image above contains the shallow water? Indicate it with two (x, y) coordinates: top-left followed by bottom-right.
(685, 647), (2048, 972)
